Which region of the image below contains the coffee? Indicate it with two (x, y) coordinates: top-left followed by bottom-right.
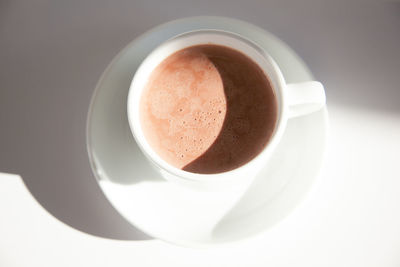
(140, 44), (277, 174)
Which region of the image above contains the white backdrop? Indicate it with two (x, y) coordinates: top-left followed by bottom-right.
(1, 0), (400, 265)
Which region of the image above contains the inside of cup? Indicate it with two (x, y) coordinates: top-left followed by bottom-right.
(127, 30), (286, 181)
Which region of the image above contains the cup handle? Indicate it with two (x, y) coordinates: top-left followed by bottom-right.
(286, 81), (326, 118)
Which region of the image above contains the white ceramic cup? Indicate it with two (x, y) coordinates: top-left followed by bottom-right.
(127, 30), (325, 190)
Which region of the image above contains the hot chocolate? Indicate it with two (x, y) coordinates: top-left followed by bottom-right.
(140, 44), (277, 174)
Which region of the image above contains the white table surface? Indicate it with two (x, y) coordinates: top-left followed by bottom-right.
(2, 104), (400, 266)
(1, 0), (400, 266)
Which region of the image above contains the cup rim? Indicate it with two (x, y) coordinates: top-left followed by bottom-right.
(127, 29), (289, 182)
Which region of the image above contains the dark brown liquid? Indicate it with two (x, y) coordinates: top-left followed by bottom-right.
(140, 44), (277, 174)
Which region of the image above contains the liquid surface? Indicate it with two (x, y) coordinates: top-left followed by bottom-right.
(140, 44), (277, 174)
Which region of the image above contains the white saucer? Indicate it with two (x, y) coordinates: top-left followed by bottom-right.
(86, 16), (328, 247)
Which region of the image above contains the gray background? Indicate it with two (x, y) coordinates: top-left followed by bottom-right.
(0, 0), (399, 240)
